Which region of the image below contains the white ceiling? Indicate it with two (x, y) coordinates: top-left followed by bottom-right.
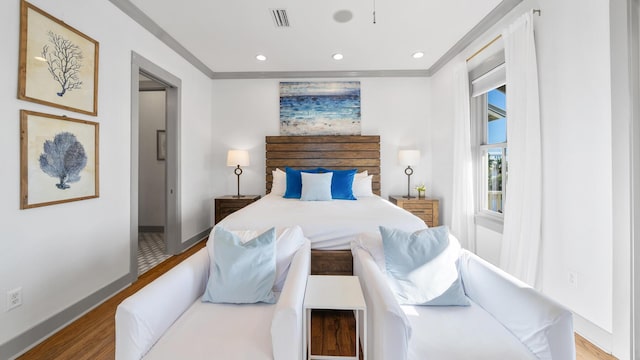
(126, 0), (506, 75)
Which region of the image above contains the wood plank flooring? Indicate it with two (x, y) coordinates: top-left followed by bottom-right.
(17, 240), (617, 360)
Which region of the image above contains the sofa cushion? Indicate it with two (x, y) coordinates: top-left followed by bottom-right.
(203, 227), (276, 304)
(143, 300), (277, 360)
(403, 300), (537, 360)
(380, 226), (469, 305)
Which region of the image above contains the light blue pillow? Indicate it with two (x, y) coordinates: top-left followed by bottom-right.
(318, 168), (357, 200)
(283, 167), (322, 199)
(380, 226), (469, 306)
(301, 172), (333, 201)
(203, 226), (277, 304)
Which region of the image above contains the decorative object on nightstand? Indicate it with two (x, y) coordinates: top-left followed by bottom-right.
(389, 195), (439, 227)
(415, 184), (426, 198)
(398, 150), (420, 198)
(214, 195), (261, 224)
(227, 150), (250, 198)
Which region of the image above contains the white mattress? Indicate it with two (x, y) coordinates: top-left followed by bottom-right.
(218, 194), (427, 250)
(144, 299), (278, 360)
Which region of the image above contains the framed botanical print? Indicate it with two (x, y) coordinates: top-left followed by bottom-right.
(18, 0), (99, 116)
(20, 110), (99, 209)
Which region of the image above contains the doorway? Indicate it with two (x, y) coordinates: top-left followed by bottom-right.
(138, 75), (169, 274)
(130, 53), (182, 281)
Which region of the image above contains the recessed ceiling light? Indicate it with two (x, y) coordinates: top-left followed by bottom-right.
(332, 53), (344, 60)
(412, 52), (424, 59)
(256, 54), (267, 61)
(333, 10), (353, 23)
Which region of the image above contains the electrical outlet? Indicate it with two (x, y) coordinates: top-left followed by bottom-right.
(7, 287), (22, 311)
(568, 271), (578, 289)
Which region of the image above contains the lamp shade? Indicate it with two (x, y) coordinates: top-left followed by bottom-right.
(398, 150), (420, 166)
(227, 150), (250, 167)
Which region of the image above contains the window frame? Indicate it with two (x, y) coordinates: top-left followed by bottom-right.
(471, 77), (507, 233)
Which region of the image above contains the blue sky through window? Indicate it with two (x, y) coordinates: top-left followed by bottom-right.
(488, 88), (506, 144)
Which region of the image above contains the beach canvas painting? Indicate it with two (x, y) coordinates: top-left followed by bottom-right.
(280, 81), (361, 135)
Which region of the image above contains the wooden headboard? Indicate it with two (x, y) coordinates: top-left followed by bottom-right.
(265, 135), (381, 195)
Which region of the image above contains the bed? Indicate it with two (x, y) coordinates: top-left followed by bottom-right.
(217, 135), (427, 275)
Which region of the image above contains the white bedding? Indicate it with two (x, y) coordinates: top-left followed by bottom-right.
(218, 194), (427, 250)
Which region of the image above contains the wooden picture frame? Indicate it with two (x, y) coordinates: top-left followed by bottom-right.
(20, 110), (99, 209)
(157, 130), (166, 160)
(18, 0), (99, 116)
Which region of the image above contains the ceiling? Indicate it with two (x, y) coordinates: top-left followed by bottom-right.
(121, 0), (513, 77)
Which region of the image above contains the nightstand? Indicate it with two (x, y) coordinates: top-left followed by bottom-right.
(389, 195), (439, 227)
(214, 195), (260, 224)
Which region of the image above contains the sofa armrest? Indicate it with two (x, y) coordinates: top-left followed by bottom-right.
(271, 240), (311, 360)
(115, 248), (210, 360)
(353, 247), (411, 360)
(458, 250), (575, 360)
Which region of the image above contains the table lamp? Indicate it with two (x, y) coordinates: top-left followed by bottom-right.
(227, 150), (250, 198)
(398, 150), (420, 199)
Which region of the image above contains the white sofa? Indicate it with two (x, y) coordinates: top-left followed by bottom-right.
(115, 240), (310, 360)
(353, 246), (575, 360)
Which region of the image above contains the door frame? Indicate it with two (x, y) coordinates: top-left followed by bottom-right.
(130, 52), (182, 280)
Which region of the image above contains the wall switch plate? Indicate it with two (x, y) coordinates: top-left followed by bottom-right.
(7, 287), (22, 311)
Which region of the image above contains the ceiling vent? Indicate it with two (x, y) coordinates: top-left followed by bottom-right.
(271, 9), (290, 27)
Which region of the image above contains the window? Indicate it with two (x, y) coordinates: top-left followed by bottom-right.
(471, 62), (507, 224)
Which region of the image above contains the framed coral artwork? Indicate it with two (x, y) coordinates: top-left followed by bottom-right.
(18, 0), (99, 116)
(20, 110), (99, 209)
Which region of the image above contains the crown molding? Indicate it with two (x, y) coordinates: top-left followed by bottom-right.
(110, 0), (523, 79)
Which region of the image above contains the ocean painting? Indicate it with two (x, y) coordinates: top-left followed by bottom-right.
(279, 81), (361, 135)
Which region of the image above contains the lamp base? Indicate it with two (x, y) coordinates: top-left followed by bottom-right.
(402, 195), (415, 199)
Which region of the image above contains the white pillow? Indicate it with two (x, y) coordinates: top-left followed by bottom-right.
(300, 172), (333, 201)
(271, 168), (286, 196)
(353, 174), (374, 197)
(355, 170), (368, 179)
(207, 226), (306, 292)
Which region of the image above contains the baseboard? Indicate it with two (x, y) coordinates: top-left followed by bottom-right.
(181, 227), (211, 252)
(573, 312), (614, 355)
(138, 225), (164, 233)
(0, 274), (131, 360)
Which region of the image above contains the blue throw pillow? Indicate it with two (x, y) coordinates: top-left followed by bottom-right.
(203, 226), (277, 304)
(318, 168), (357, 200)
(283, 167), (322, 199)
(300, 172), (333, 201)
(380, 226), (469, 306)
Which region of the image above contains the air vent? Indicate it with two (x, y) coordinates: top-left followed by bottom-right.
(271, 9), (290, 27)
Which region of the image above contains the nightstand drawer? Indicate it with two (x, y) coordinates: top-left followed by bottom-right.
(388, 195), (439, 228)
(214, 195), (261, 224)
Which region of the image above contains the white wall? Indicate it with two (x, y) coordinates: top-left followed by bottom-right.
(0, 0), (213, 355)
(429, 0), (618, 354)
(139, 91), (166, 227)
(210, 78), (431, 200)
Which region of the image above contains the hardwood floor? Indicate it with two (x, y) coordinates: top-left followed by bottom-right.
(18, 240), (617, 360)
(576, 333), (618, 360)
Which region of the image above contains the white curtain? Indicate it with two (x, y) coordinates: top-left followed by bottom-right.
(499, 11), (542, 288)
(451, 61), (476, 252)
